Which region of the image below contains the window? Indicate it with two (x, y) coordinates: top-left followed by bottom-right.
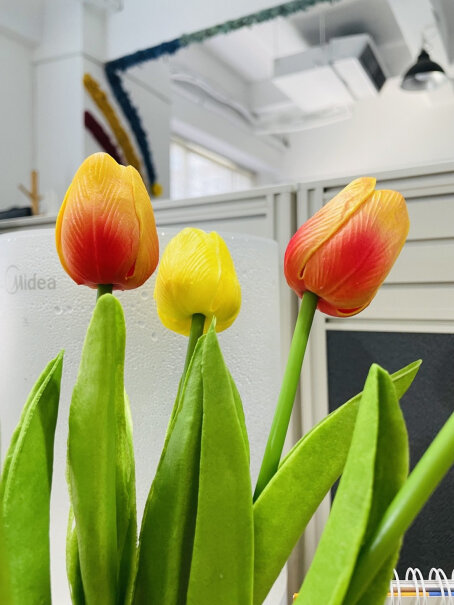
(170, 137), (256, 199)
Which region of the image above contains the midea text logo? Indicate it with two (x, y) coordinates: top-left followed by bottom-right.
(5, 265), (57, 294)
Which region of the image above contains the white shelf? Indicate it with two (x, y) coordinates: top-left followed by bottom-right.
(0, 214), (57, 231)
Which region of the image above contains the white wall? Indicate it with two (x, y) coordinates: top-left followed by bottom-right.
(32, 0), (171, 206)
(0, 0), (172, 215)
(32, 0), (87, 215)
(84, 57), (172, 196)
(172, 94), (284, 183)
(0, 31), (33, 211)
(33, 0), (83, 62)
(169, 44), (285, 182)
(34, 54), (85, 213)
(282, 78), (454, 182)
(0, 0), (43, 45)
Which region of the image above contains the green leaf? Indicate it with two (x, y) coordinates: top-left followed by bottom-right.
(294, 365), (408, 605)
(353, 369), (409, 605)
(116, 392), (137, 605)
(67, 392), (136, 605)
(67, 294), (126, 605)
(0, 351), (63, 605)
(133, 337), (205, 604)
(66, 508), (85, 605)
(347, 409), (454, 603)
(134, 324), (253, 605)
(253, 360), (420, 605)
(134, 329), (253, 605)
(0, 492), (11, 604)
(186, 325), (253, 605)
(229, 373), (250, 465)
(294, 365), (381, 604)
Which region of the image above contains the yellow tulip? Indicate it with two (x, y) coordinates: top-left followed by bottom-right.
(154, 228), (241, 335)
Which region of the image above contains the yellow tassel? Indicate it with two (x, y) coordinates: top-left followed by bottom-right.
(83, 73), (142, 176)
(151, 182), (163, 198)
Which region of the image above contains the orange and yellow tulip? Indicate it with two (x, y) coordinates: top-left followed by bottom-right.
(56, 153), (159, 290)
(154, 228), (241, 336)
(284, 177), (409, 317)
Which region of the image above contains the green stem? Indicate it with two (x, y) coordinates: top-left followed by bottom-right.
(347, 411), (454, 604)
(182, 313), (206, 380)
(166, 314), (206, 437)
(97, 284), (113, 300)
(253, 291), (318, 501)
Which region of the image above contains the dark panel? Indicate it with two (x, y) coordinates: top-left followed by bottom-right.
(326, 330), (454, 577)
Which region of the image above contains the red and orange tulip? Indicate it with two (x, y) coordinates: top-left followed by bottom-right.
(56, 153), (159, 290)
(284, 177), (409, 317)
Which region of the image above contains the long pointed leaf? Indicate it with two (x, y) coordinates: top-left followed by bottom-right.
(0, 512), (11, 604)
(353, 369), (409, 605)
(133, 338), (205, 605)
(229, 373), (250, 465)
(67, 295), (125, 605)
(116, 392), (137, 605)
(0, 351), (63, 604)
(66, 508), (86, 605)
(186, 325), (253, 605)
(67, 393), (136, 605)
(295, 365), (409, 604)
(294, 364), (382, 604)
(253, 360), (420, 605)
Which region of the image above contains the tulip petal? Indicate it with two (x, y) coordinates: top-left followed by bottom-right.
(123, 166), (159, 289)
(285, 178), (376, 296)
(208, 234), (241, 332)
(154, 229), (241, 335)
(317, 298), (371, 318)
(56, 154), (139, 289)
(303, 189), (409, 317)
(155, 229), (220, 334)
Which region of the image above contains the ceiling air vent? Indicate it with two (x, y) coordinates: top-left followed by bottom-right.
(273, 34), (387, 114)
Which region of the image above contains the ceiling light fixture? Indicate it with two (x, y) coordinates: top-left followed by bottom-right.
(401, 49), (448, 91)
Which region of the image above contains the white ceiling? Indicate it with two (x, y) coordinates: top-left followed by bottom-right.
(206, 0), (451, 79)
(169, 0), (454, 133)
(0, 0), (45, 45)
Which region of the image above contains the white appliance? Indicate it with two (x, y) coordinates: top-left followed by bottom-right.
(0, 228), (286, 604)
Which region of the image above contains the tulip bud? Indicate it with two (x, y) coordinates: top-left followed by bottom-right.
(56, 153), (159, 290)
(154, 228), (241, 336)
(284, 177), (409, 317)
